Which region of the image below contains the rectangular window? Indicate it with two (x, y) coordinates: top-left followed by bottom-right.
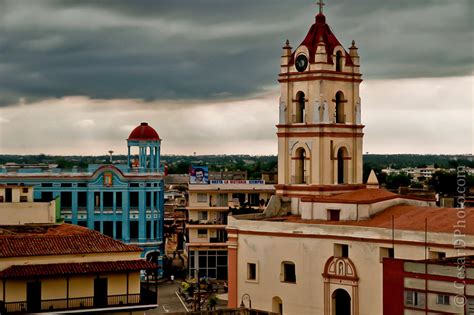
(78, 183), (87, 187)
(379, 247), (395, 262)
(197, 229), (208, 238)
(116, 221), (123, 240)
(217, 193), (228, 207)
(327, 209), (340, 221)
(78, 192), (87, 207)
(247, 263), (257, 281)
(22, 188), (29, 193)
(130, 192), (139, 208)
(20, 196), (28, 202)
(197, 193), (207, 203)
(334, 244), (349, 258)
(61, 183), (72, 187)
(103, 221), (113, 237)
(248, 193), (260, 206)
(129, 221), (139, 240)
(116, 192), (123, 209)
(146, 192), (152, 207)
(198, 211), (208, 221)
(103, 192), (113, 208)
(429, 251), (446, 260)
(61, 191), (72, 207)
(405, 290), (425, 308)
(282, 262), (296, 283)
(436, 294), (450, 305)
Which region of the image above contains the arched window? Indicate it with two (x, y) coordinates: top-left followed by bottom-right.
(294, 92), (305, 123)
(337, 147), (348, 184)
(335, 91), (345, 123)
(295, 148), (307, 184)
(272, 296), (283, 314)
(335, 51), (343, 72)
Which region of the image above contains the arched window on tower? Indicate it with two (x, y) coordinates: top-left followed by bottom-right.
(337, 147), (348, 184)
(335, 91), (345, 123)
(335, 51), (343, 72)
(295, 148), (307, 184)
(294, 92), (306, 123)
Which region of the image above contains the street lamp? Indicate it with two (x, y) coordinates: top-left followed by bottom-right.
(240, 293), (252, 309)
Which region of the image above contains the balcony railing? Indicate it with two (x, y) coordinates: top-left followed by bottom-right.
(1, 291), (156, 314)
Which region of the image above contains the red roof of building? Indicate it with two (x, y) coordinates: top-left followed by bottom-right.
(0, 260), (158, 279)
(301, 188), (433, 204)
(0, 224), (143, 258)
(128, 122), (160, 141)
(282, 205), (474, 235)
(289, 13), (353, 66)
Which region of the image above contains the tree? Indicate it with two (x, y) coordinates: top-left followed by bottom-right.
(384, 173), (411, 190)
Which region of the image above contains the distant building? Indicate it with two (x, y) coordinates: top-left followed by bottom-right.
(209, 171), (247, 181)
(187, 181), (274, 280)
(383, 256), (474, 314)
(0, 185), (57, 225)
(0, 122), (165, 274)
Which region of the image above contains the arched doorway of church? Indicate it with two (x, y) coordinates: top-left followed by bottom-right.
(272, 296), (283, 314)
(337, 147), (348, 184)
(295, 147), (306, 184)
(332, 289), (351, 315)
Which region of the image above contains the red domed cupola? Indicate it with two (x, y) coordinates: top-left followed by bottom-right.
(128, 122), (160, 141)
(288, 10), (354, 66)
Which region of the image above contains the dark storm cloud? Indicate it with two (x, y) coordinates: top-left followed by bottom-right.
(0, 0), (471, 106)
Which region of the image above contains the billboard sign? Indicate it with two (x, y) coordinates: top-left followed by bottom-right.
(189, 166), (209, 184)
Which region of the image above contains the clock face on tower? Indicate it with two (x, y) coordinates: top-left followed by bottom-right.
(295, 54), (308, 72)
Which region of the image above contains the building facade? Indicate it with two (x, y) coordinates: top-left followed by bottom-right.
(0, 223), (158, 314)
(0, 122), (165, 272)
(383, 256), (474, 314)
(0, 185), (57, 224)
(187, 181), (274, 280)
(226, 3), (474, 315)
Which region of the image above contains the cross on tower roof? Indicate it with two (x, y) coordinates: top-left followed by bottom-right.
(317, 0), (325, 14)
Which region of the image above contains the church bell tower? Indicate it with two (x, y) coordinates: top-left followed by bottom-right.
(276, 1), (364, 201)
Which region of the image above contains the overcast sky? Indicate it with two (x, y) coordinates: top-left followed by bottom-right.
(0, 0), (472, 155)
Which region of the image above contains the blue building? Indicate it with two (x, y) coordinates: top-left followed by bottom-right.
(0, 122), (165, 274)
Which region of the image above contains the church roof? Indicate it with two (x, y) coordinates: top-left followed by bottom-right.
(128, 122), (160, 141)
(289, 13), (354, 66)
(276, 205), (474, 235)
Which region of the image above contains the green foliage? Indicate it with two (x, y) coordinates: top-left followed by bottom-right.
(384, 173), (411, 190)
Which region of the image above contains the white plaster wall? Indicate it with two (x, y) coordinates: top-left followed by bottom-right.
(230, 217), (474, 315)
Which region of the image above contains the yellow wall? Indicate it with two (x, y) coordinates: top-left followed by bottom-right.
(0, 201), (55, 225)
(2, 272), (143, 303)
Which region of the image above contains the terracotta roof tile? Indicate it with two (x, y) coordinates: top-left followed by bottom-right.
(284, 205), (474, 235)
(0, 260), (158, 279)
(0, 224), (142, 258)
(302, 188), (433, 204)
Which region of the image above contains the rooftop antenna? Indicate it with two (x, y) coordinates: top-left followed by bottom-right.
(317, 0), (325, 14)
(108, 150), (114, 163)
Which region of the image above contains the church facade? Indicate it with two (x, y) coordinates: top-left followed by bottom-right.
(226, 4), (474, 314)
(0, 122), (165, 274)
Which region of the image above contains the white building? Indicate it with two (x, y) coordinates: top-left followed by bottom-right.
(226, 3), (474, 315)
